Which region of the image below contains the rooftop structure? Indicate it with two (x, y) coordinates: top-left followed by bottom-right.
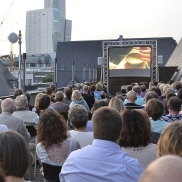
(166, 38), (182, 81)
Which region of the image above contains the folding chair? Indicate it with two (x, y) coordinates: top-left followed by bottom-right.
(151, 132), (161, 144)
(42, 162), (62, 182)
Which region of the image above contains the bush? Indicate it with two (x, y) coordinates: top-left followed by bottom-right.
(42, 73), (53, 83)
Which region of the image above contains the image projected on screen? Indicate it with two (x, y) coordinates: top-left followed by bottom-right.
(109, 46), (151, 69)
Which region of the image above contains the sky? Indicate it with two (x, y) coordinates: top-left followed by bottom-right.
(0, 0), (182, 56)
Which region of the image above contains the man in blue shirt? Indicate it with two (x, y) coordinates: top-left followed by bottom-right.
(124, 85), (145, 105)
(60, 107), (143, 182)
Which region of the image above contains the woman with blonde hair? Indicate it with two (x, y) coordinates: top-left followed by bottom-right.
(32, 93), (44, 115)
(157, 121), (182, 157)
(109, 97), (125, 113)
(69, 90), (90, 113)
(95, 83), (107, 99)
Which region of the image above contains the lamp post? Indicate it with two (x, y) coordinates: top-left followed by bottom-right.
(8, 30), (22, 89)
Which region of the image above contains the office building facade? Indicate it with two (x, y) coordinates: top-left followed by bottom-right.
(26, 0), (71, 55)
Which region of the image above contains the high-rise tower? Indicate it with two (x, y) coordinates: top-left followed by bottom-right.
(26, 0), (71, 55)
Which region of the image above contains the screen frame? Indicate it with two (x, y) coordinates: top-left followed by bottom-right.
(102, 40), (157, 94)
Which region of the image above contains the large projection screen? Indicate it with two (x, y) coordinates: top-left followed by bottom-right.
(108, 46), (151, 77)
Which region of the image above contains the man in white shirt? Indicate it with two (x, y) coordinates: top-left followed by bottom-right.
(60, 107), (143, 182)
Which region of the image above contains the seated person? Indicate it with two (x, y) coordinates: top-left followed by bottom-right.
(139, 155), (182, 182)
(124, 91), (144, 109)
(62, 87), (72, 105)
(81, 85), (95, 110)
(120, 109), (157, 168)
(95, 83), (107, 99)
(12, 95), (38, 125)
(36, 109), (80, 167)
(52, 91), (69, 120)
(157, 121), (182, 157)
(60, 107), (143, 182)
(69, 90), (90, 113)
(88, 100), (109, 131)
(0, 130), (33, 182)
(146, 98), (169, 133)
(124, 85), (145, 105)
(162, 96), (182, 122)
(108, 97), (125, 113)
(68, 104), (94, 148)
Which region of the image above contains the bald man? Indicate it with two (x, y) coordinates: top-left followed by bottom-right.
(124, 91), (144, 109)
(139, 155), (182, 182)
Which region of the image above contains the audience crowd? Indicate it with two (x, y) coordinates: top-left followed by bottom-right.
(0, 80), (182, 181)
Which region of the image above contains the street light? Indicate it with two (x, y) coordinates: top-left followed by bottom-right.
(8, 30), (22, 89)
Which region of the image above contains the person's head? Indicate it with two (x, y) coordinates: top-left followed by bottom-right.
(45, 87), (52, 95)
(82, 85), (89, 94)
(146, 98), (164, 121)
(176, 84), (182, 91)
(14, 95), (28, 109)
(38, 95), (51, 110)
(55, 91), (64, 102)
(68, 104), (88, 129)
(139, 155), (182, 182)
(71, 90), (83, 101)
(171, 83), (176, 90)
(163, 84), (172, 94)
(126, 85), (133, 93)
(154, 81), (158, 86)
(34, 93), (44, 109)
(157, 121), (182, 157)
(23, 92), (31, 104)
(115, 95), (124, 102)
(1, 98), (15, 114)
(169, 79), (174, 85)
(92, 107), (122, 143)
(165, 88), (174, 96)
(14, 89), (23, 99)
(92, 100), (108, 113)
(64, 87), (72, 100)
(37, 109), (68, 149)
(119, 109), (151, 147)
(95, 83), (103, 91)
(144, 91), (158, 103)
(149, 82), (154, 90)
(132, 85), (141, 95)
(126, 91), (137, 103)
(0, 130), (33, 178)
(108, 97), (125, 113)
(90, 84), (96, 91)
(177, 88), (182, 100)
(166, 93), (176, 103)
(50, 84), (56, 94)
(159, 83), (165, 93)
(140, 85), (147, 93)
(150, 86), (161, 96)
(167, 96), (181, 113)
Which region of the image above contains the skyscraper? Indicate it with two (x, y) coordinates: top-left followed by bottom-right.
(26, 0), (71, 55)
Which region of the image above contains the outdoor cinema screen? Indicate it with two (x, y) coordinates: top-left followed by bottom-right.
(108, 46), (151, 77)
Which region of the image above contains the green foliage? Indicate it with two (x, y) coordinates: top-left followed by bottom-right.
(42, 73), (53, 83)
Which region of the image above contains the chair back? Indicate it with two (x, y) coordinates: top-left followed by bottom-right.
(26, 125), (37, 137)
(42, 162), (62, 182)
(151, 132), (161, 144)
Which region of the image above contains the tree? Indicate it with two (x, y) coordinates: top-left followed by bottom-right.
(42, 73), (53, 83)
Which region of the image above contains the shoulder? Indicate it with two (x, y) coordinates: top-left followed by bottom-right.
(11, 114), (24, 122)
